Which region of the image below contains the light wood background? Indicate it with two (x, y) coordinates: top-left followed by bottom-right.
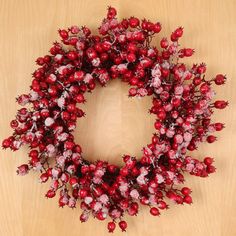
(0, 0), (236, 235)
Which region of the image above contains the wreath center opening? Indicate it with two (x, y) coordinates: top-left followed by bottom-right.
(75, 79), (155, 165)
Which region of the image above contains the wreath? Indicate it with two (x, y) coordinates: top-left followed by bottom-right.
(2, 6), (228, 233)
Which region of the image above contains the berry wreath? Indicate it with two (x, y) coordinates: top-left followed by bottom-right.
(2, 6), (228, 233)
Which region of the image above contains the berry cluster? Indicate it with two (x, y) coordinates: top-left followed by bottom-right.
(2, 7), (228, 233)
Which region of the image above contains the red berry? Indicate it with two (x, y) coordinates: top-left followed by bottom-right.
(146, 21), (154, 31)
(214, 100), (228, 109)
(127, 43), (137, 52)
(120, 167), (129, 176)
(107, 222), (116, 233)
(127, 53), (136, 63)
(160, 38), (168, 48)
(129, 17), (140, 28)
(88, 81), (96, 90)
(214, 74), (226, 85)
(29, 150), (38, 158)
(101, 41), (111, 51)
(82, 27), (91, 36)
(171, 32), (178, 42)
(181, 187), (191, 195)
(74, 71), (85, 81)
(158, 201), (168, 210)
(184, 48), (194, 57)
(174, 27), (184, 38)
(2, 138), (11, 148)
(197, 64), (206, 74)
(153, 22), (162, 33)
(59, 29), (68, 39)
(193, 77), (202, 86)
(200, 83), (210, 94)
(157, 110), (166, 120)
(36, 57), (44, 65)
(183, 195), (192, 204)
(214, 122), (225, 131)
(81, 165), (89, 174)
(67, 103), (76, 113)
(130, 76), (139, 85)
(86, 48), (97, 60)
(96, 212), (106, 221)
(61, 111), (70, 121)
(207, 165), (216, 173)
(204, 157), (214, 165)
(129, 87), (137, 96)
(40, 173), (49, 183)
(79, 189), (88, 198)
(206, 135), (217, 143)
(107, 6), (117, 19)
(67, 51), (78, 60)
(172, 97), (181, 107)
(154, 120), (162, 130)
(75, 94), (85, 103)
(45, 189), (56, 198)
(118, 221), (127, 232)
(64, 141), (75, 150)
(150, 207), (160, 216)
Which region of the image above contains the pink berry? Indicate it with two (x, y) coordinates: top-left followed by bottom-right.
(17, 164), (29, 176)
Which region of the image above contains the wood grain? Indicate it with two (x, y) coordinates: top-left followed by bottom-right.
(0, 0), (236, 235)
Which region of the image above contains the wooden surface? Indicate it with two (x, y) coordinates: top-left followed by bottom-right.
(0, 0), (236, 235)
